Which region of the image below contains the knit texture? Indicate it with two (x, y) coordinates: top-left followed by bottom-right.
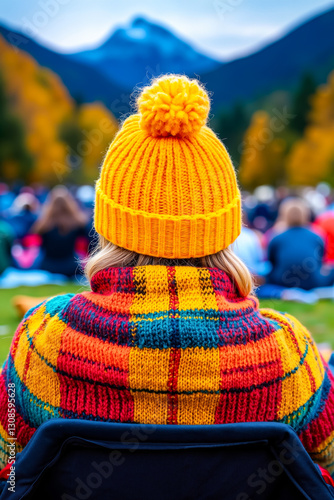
(95, 75), (241, 258)
(1, 266), (334, 471)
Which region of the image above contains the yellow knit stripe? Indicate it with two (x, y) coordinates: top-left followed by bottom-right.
(130, 266), (169, 315)
(261, 309), (324, 419)
(197, 268), (220, 311)
(14, 305), (65, 409)
(129, 347), (170, 425)
(177, 393), (220, 425)
(131, 393), (168, 425)
(13, 304), (46, 381)
(177, 347), (220, 392)
(274, 323), (314, 419)
(129, 267), (169, 424)
(129, 347), (170, 392)
(174, 267), (217, 311)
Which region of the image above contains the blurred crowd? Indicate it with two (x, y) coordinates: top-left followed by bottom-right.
(234, 184), (334, 298)
(0, 183), (95, 278)
(0, 182), (334, 295)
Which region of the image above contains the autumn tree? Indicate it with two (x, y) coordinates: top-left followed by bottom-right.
(59, 103), (118, 183)
(0, 35), (118, 184)
(239, 111), (286, 190)
(287, 71), (334, 185)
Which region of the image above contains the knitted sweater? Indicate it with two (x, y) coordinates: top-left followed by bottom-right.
(1, 266), (334, 471)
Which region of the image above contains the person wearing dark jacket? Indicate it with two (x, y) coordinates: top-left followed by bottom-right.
(268, 198), (334, 289)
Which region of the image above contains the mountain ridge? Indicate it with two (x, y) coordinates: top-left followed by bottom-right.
(0, 8), (333, 116)
(201, 7), (334, 110)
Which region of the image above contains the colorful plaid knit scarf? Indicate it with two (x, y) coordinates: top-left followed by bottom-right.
(0, 266), (334, 471)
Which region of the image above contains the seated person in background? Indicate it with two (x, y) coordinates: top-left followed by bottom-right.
(6, 193), (39, 239)
(1, 76), (334, 477)
(267, 198), (334, 290)
(32, 186), (89, 277)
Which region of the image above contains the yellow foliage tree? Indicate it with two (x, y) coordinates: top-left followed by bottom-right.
(287, 71), (334, 185)
(239, 111), (286, 190)
(0, 36), (71, 183)
(0, 35), (118, 184)
(58, 102), (118, 183)
(77, 103), (118, 181)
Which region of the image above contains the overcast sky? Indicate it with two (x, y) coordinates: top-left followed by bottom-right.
(0, 0), (333, 60)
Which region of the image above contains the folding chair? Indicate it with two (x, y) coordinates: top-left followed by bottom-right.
(0, 420), (333, 499)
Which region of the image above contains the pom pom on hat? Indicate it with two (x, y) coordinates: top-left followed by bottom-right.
(137, 74), (210, 138)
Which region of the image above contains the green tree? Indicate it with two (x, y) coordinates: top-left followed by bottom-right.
(0, 74), (33, 182)
(290, 73), (317, 134)
(212, 102), (249, 167)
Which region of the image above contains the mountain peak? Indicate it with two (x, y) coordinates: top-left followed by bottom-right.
(131, 16), (151, 28)
(102, 16), (180, 46)
(73, 16), (219, 89)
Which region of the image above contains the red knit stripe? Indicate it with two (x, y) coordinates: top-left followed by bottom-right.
(167, 348), (181, 424)
(58, 374), (134, 422)
(214, 383), (281, 424)
(58, 350), (130, 387)
(167, 267), (181, 425)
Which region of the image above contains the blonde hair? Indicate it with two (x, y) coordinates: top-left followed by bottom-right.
(85, 235), (254, 297)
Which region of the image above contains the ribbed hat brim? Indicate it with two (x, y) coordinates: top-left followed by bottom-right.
(95, 181), (241, 258)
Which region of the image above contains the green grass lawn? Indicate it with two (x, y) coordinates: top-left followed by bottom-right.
(0, 285), (333, 365)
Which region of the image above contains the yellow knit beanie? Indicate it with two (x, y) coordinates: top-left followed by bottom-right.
(95, 74), (241, 258)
